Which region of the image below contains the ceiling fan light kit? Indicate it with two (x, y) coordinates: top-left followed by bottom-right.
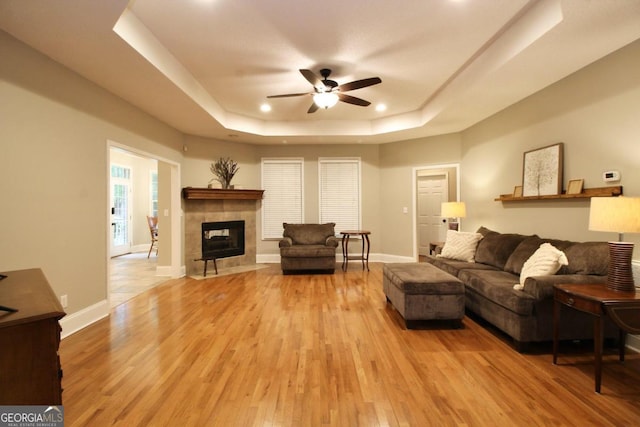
(267, 68), (382, 113)
(313, 92), (339, 109)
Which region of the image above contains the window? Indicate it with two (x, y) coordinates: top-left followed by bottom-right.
(261, 158), (304, 239)
(319, 158), (361, 234)
(150, 171), (158, 217)
(111, 164), (130, 180)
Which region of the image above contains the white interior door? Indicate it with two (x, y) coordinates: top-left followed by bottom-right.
(110, 165), (132, 257)
(417, 173), (449, 256)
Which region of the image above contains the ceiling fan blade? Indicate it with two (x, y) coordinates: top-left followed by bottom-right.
(307, 102), (319, 114)
(300, 69), (324, 89)
(337, 93), (371, 107)
(267, 93), (310, 98)
(338, 77), (382, 92)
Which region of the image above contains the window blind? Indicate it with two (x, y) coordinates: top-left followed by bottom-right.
(262, 159), (304, 239)
(319, 159), (361, 234)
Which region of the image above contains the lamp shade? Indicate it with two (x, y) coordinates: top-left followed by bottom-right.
(589, 197), (640, 235)
(313, 92), (339, 109)
(441, 202), (466, 219)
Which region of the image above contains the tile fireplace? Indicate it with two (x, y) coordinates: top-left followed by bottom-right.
(182, 188), (264, 276)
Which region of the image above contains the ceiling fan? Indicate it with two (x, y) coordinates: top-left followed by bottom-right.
(267, 68), (382, 113)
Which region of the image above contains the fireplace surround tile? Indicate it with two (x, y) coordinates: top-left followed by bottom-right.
(183, 196), (261, 276)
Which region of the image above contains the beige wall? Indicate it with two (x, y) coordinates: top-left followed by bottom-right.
(378, 133), (462, 258)
(0, 31), (184, 315)
(156, 161), (173, 267)
(181, 139), (381, 255)
(460, 38), (640, 257)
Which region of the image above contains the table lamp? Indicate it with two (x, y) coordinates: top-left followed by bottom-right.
(441, 202), (466, 231)
(588, 197), (640, 292)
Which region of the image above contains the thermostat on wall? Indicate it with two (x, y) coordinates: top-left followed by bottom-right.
(603, 170), (620, 182)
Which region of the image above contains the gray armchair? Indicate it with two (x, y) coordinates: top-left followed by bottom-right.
(279, 223), (339, 274)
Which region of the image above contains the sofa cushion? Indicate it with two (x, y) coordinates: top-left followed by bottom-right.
(476, 226), (494, 237)
(438, 230), (483, 262)
(474, 231), (530, 270)
(424, 256), (499, 277)
(283, 223), (336, 245)
(458, 269), (536, 315)
(503, 236), (571, 275)
(559, 242), (609, 275)
(514, 243), (568, 289)
(280, 244), (337, 258)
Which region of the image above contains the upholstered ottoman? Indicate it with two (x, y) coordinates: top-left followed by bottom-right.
(383, 263), (465, 328)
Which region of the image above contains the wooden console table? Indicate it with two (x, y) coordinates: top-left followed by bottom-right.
(553, 283), (640, 393)
(340, 230), (371, 271)
(0, 268), (66, 404)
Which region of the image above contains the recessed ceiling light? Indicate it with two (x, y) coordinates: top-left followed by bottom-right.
(376, 104), (387, 112)
(260, 103), (272, 112)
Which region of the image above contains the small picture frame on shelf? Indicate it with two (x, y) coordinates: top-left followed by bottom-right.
(567, 179), (584, 195)
(513, 185), (523, 198)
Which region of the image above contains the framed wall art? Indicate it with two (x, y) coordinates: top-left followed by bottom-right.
(522, 143), (563, 197)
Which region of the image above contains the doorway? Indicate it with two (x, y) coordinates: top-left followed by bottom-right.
(417, 173), (449, 256)
(108, 145), (160, 307)
(413, 164), (460, 260)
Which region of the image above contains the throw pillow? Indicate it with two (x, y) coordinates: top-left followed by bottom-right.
(438, 230), (483, 262)
(514, 243), (568, 290)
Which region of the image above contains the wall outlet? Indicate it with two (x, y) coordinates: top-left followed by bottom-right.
(60, 294), (68, 308)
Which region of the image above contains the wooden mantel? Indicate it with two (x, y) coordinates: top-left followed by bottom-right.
(182, 187), (264, 200)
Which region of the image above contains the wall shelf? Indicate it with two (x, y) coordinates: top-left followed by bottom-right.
(182, 187), (264, 200)
(495, 185), (622, 202)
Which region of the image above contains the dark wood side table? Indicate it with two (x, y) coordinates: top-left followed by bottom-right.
(553, 283), (640, 393)
(340, 230), (371, 271)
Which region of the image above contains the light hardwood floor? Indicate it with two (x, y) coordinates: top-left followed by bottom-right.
(60, 263), (640, 426)
(110, 252), (165, 307)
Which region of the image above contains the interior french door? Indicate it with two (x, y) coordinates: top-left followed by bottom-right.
(110, 165), (132, 257)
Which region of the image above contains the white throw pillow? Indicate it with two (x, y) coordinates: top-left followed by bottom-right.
(438, 230), (483, 262)
(514, 243), (568, 290)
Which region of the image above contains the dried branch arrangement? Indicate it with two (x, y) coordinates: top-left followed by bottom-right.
(209, 157), (239, 189)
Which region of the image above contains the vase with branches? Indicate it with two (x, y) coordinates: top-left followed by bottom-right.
(209, 157), (239, 189)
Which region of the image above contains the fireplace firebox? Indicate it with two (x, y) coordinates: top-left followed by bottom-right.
(197, 220), (245, 276)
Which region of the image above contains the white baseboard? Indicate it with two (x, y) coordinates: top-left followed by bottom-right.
(156, 264), (185, 278)
(60, 299), (110, 339)
(256, 253), (414, 265)
(374, 253), (415, 263)
(130, 244), (149, 253)
(257, 254), (281, 264)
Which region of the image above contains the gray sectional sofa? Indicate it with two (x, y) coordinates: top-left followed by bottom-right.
(423, 227), (616, 351)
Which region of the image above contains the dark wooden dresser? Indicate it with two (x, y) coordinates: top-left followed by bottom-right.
(0, 268), (66, 404)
